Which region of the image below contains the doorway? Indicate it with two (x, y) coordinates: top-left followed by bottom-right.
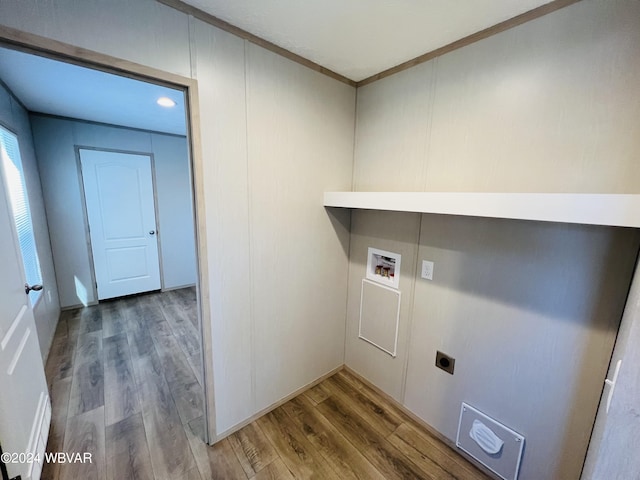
(0, 123), (50, 480)
(0, 33), (213, 477)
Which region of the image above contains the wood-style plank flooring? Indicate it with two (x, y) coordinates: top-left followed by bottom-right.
(42, 288), (203, 480)
(43, 289), (491, 479)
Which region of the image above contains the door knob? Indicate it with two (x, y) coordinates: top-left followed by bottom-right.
(25, 284), (43, 295)
(149, 230), (155, 235)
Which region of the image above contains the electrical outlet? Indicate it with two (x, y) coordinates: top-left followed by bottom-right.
(435, 351), (455, 374)
(421, 260), (434, 280)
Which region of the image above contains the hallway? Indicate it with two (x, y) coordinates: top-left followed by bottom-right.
(42, 288), (204, 480)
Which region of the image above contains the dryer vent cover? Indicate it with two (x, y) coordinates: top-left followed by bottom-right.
(456, 403), (525, 480)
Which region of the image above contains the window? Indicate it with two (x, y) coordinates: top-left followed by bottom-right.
(0, 125), (43, 305)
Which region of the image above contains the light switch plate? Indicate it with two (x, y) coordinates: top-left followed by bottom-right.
(421, 260), (434, 280)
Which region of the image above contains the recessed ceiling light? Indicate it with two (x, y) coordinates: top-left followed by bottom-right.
(157, 97), (176, 108)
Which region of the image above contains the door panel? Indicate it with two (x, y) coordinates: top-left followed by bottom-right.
(80, 149), (161, 300)
(0, 154), (50, 480)
(582, 261), (640, 479)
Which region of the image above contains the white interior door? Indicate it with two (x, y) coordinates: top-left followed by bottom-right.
(80, 149), (161, 300)
(0, 156), (50, 480)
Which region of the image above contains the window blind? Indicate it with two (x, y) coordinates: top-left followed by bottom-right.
(0, 126), (43, 305)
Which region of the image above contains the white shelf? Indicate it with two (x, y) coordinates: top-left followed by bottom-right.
(324, 192), (640, 228)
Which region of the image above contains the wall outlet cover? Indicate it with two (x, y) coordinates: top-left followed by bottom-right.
(435, 350), (455, 374)
(421, 260), (434, 280)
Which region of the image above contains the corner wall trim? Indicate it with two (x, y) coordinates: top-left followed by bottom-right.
(357, 0), (582, 87)
(158, 0), (580, 89)
(156, 0), (357, 88)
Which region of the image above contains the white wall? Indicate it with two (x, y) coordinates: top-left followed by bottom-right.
(347, 1), (640, 479)
(0, 0), (355, 437)
(0, 83), (60, 361)
(30, 116), (197, 307)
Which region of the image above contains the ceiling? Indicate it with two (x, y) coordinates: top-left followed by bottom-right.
(0, 2), (556, 129)
(0, 47), (187, 136)
(181, 0), (555, 81)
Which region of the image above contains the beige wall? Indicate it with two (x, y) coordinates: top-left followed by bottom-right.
(354, 0), (640, 194)
(346, 211), (639, 479)
(0, 0), (192, 77)
(345, 210), (420, 401)
(347, 1), (640, 479)
(193, 23), (355, 433)
(0, 83), (60, 361)
(0, 0), (355, 437)
(4, 2), (639, 472)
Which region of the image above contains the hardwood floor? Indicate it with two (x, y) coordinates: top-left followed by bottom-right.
(42, 289), (490, 480)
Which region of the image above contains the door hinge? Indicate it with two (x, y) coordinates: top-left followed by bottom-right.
(95, 281), (98, 290)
